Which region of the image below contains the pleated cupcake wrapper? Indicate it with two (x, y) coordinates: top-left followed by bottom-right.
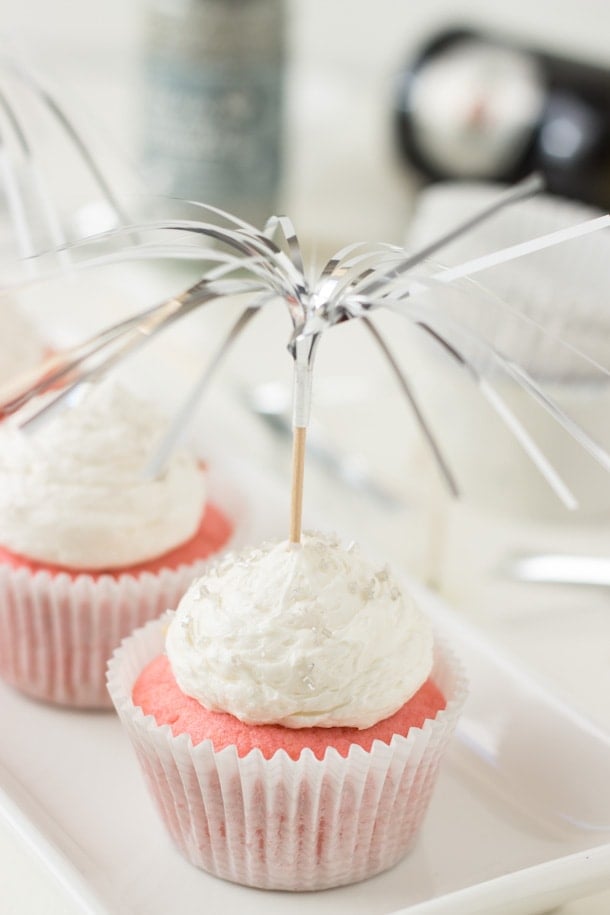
(0, 561), (211, 708)
(408, 183), (610, 381)
(107, 614), (467, 891)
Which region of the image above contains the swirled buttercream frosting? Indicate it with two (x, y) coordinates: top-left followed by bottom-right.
(0, 382), (207, 569)
(166, 531), (434, 729)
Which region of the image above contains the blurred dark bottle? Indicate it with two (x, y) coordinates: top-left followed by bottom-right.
(140, 0), (286, 227)
(394, 28), (610, 210)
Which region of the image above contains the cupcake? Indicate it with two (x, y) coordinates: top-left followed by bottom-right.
(0, 380), (235, 707)
(108, 531), (466, 891)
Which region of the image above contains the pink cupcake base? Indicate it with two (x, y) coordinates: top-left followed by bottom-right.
(107, 614), (467, 891)
(133, 654), (446, 760)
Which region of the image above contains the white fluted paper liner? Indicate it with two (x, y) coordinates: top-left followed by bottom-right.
(107, 614), (467, 891)
(0, 560), (213, 708)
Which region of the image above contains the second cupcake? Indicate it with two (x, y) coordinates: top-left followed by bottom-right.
(0, 380), (235, 707)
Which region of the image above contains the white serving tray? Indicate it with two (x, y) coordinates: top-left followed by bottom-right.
(1, 554), (609, 915)
(0, 444), (609, 915)
(5, 229), (609, 912)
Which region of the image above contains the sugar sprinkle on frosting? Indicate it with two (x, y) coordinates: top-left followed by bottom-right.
(166, 531), (433, 729)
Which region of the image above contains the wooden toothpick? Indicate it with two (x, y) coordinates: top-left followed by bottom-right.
(289, 425), (307, 544)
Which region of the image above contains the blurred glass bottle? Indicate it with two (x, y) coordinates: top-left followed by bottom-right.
(394, 28), (610, 211)
(140, 0), (286, 227)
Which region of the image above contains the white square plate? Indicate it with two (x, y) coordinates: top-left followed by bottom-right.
(1, 555), (609, 915)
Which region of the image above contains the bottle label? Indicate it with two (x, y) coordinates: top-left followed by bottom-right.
(141, 1), (284, 226)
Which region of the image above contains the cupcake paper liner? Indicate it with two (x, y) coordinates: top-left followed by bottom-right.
(0, 561), (211, 708)
(107, 614), (467, 891)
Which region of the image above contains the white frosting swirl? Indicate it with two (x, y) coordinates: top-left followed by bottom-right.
(0, 382), (207, 569)
(166, 531), (433, 729)
(0, 302), (46, 386)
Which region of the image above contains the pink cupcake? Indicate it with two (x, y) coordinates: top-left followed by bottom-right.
(0, 381), (235, 708)
(107, 532), (466, 891)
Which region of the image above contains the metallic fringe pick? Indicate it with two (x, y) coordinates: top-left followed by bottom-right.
(2, 114), (610, 508)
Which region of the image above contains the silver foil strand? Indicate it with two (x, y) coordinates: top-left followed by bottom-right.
(3, 176), (610, 506)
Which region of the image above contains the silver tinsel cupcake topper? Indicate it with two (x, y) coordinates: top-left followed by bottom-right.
(1, 60), (610, 542)
(3, 179), (610, 542)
